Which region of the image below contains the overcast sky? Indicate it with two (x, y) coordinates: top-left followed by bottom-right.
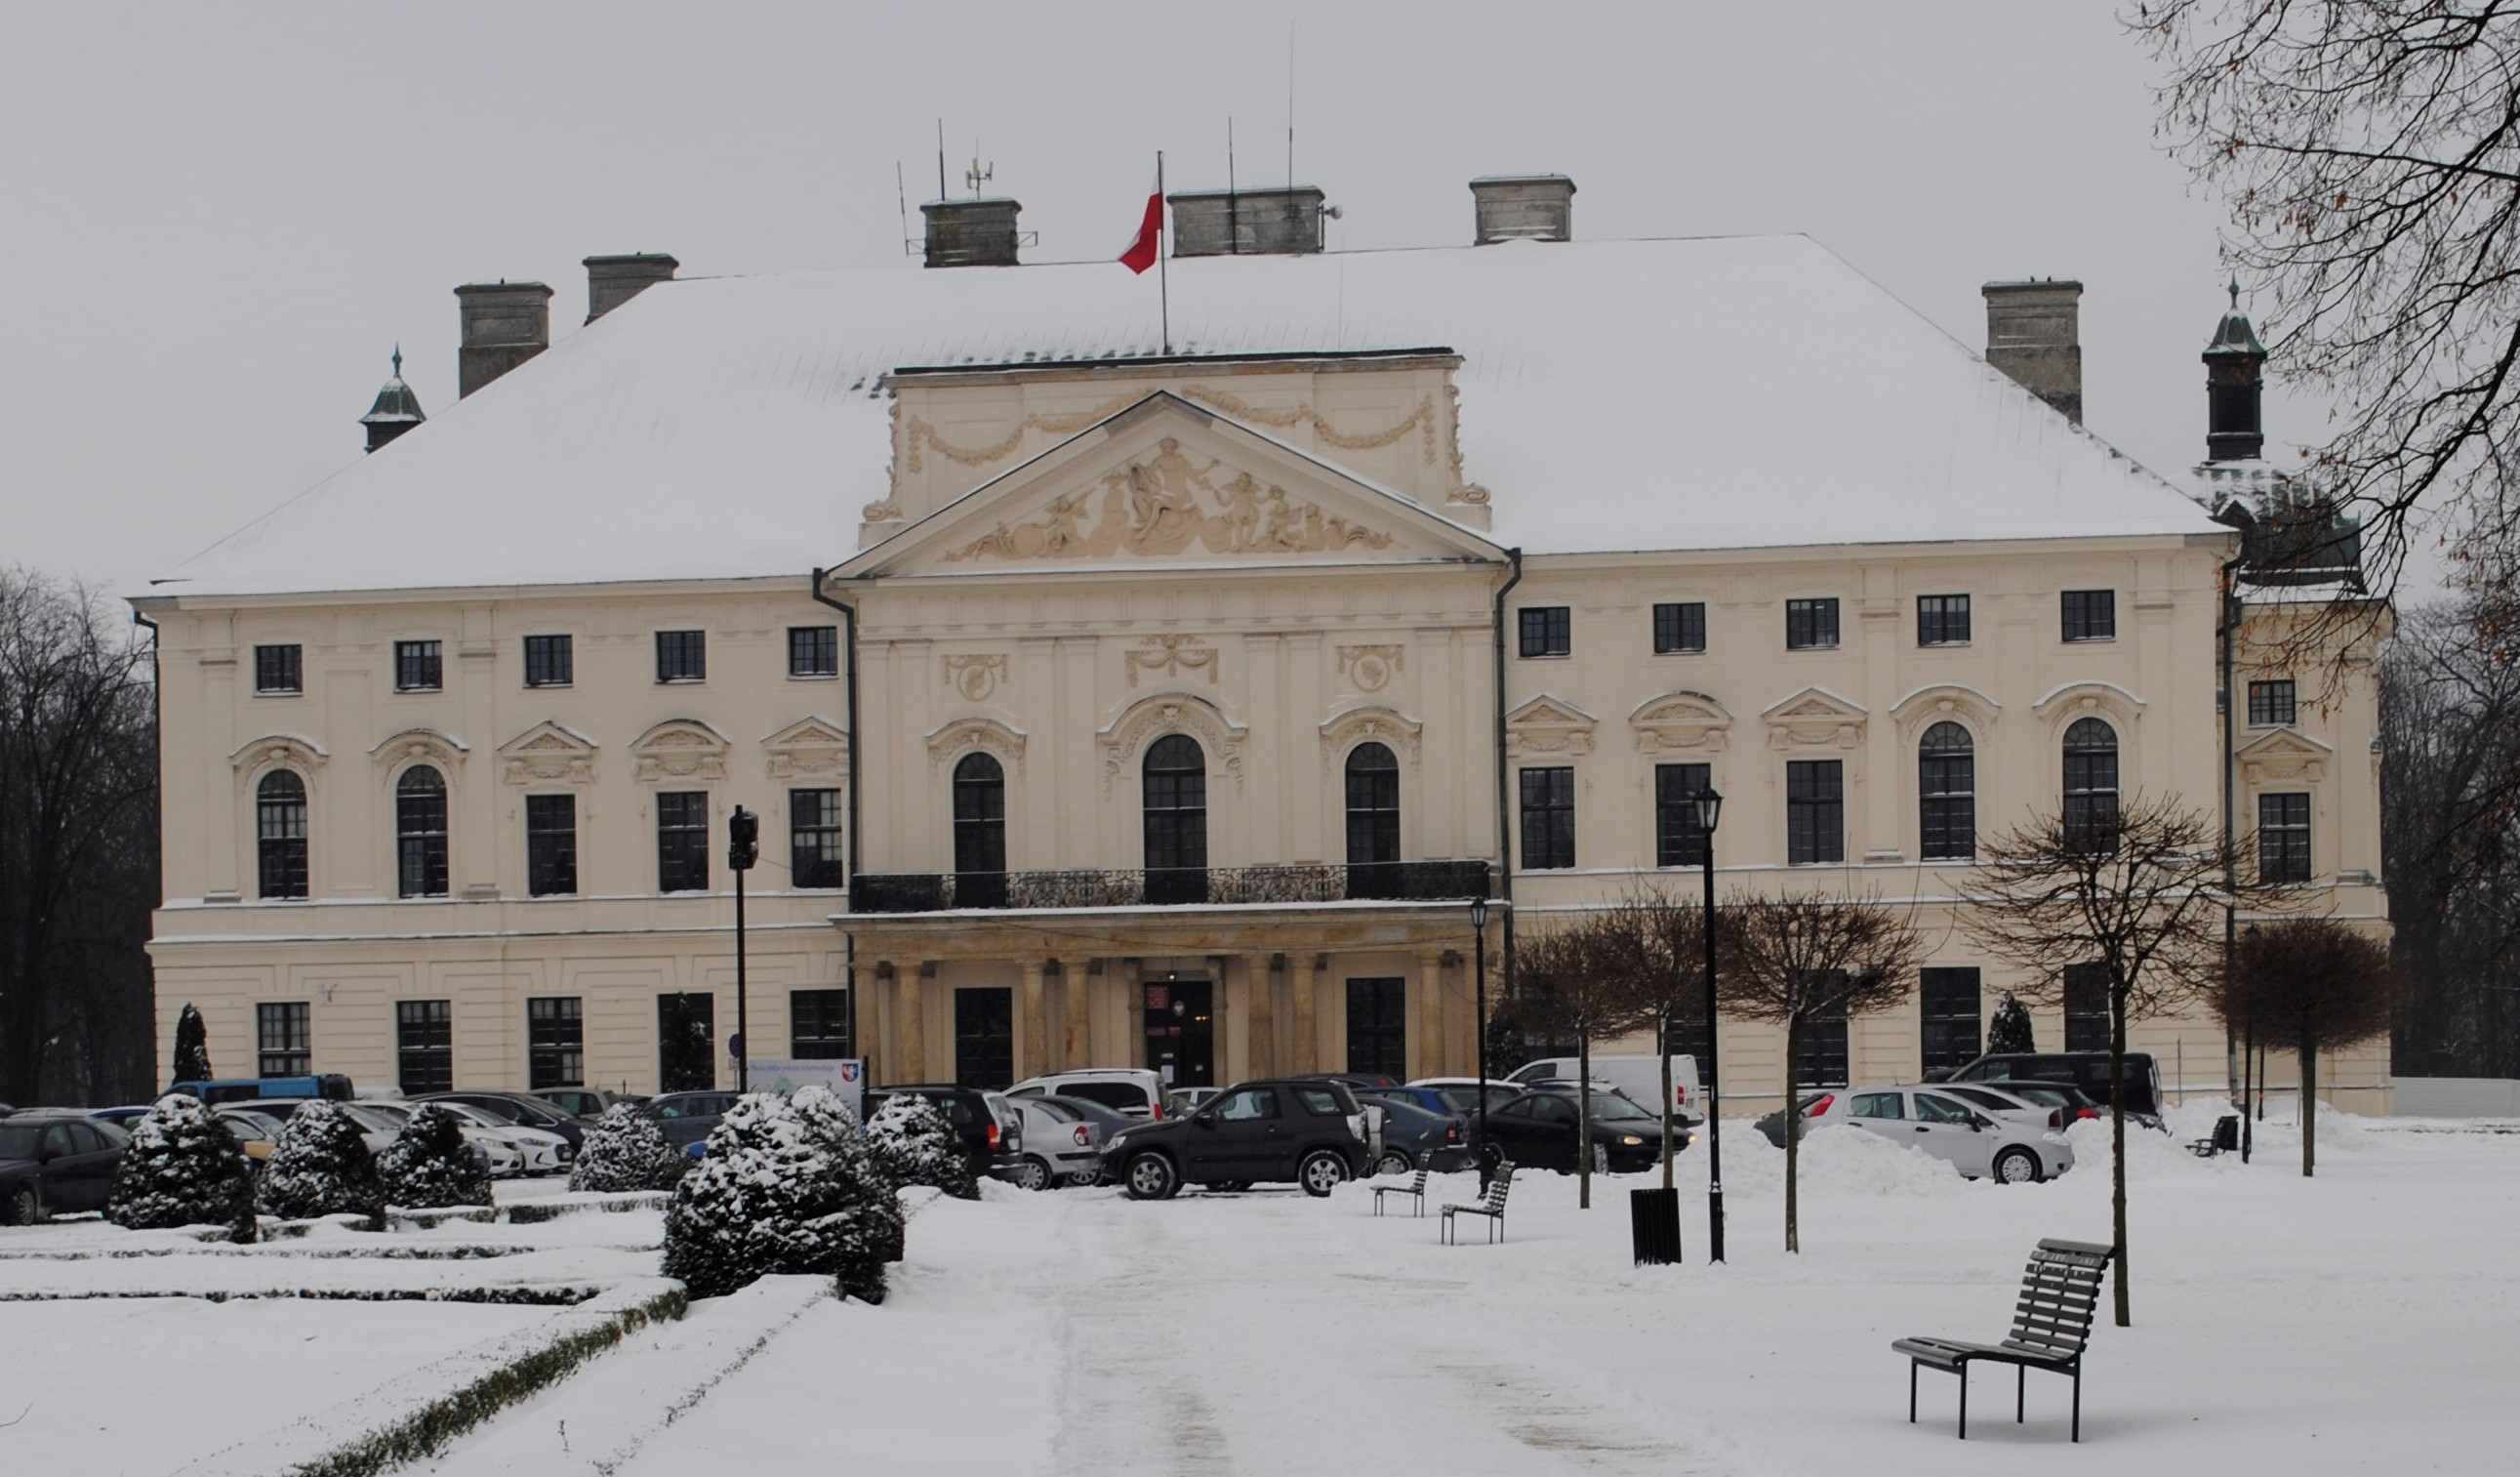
(0, 1), (2314, 599)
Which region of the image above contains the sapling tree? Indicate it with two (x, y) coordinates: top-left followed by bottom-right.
(1570, 888), (1709, 1188)
(1505, 920), (1653, 1210)
(2212, 917), (2398, 1177)
(377, 1102), (492, 1210)
(105, 1093), (256, 1243)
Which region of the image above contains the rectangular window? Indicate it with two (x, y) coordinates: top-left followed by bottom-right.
(1917, 594), (1971, 646)
(257, 1002), (310, 1078)
(395, 1000), (453, 1096)
(1794, 995), (1849, 1089)
(254, 644), (303, 694)
(790, 788), (845, 889)
(1518, 606), (1570, 658)
(1519, 766), (1576, 870)
(523, 635), (573, 688)
(1654, 762), (1712, 868)
(1785, 597), (1840, 650)
(1918, 967), (1982, 1077)
(2259, 792), (2313, 882)
(1345, 977), (1408, 1079)
(526, 794), (577, 897)
(2063, 964), (2110, 1052)
(527, 997), (584, 1089)
(394, 639), (442, 692)
(1786, 759), (1845, 865)
(789, 626), (839, 677)
(1652, 601), (1706, 655)
(2061, 589), (2117, 642)
(654, 630), (707, 682)
(2248, 679), (2296, 727)
(791, 989), (853, 1059)
(657, 791), (710, 892)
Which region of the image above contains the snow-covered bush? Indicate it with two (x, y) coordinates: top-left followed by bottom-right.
(866, 1092), (978, 1201)
(662, 1092), (893, 1302)
(790, 1086), (904, 1263)
(378, 1102), (492, 1210)
(259, 1099), (386, 1226)
(105, 1094), (257, 1243)
(569, 1102), (687, 1193)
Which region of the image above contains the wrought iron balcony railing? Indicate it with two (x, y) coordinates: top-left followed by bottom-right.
(848, 859), (1495, 915)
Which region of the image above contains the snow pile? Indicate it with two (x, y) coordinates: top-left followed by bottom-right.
(378, 1103), (493, 1210)
(866, 1093), (977, 1202)
(662, 1093), (894, 1303)
(1723, 1122), (1976, 1199)
(258, 1100), (386, 1227)
(568, 1103), (686, 1194)
(104, 1094), (258, 1243)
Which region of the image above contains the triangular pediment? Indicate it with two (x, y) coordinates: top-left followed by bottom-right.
(833, 391), (1504, 579)
(1505, 692), (1599, 758)
(2237, 727), (2335, 782)
(497, 720), (597, 786)
(1761, 686), (1867, 751)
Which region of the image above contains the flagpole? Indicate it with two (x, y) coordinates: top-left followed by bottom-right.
(1157, 150), (1171, 355)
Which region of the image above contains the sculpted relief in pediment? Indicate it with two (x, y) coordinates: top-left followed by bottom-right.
(942, 437), (1395, 563)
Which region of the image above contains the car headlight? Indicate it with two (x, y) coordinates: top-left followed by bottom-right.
(1618, 1135), (1646, 1146)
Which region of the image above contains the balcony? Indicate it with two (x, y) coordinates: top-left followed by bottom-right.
(849, 860), (1495, 915)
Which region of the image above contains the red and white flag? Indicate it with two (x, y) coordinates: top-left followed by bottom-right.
(1118, 162), (1162, 273)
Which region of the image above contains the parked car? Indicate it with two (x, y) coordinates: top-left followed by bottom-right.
(865, 1086), (1025, 1181)
(165, 1074), (356, 1108)
(534, 1087), (643, 1119)
(1754, 1091), (1841, 1148)
(1939, 1051), (2165, 1126)
(1103, 1079), (1370, 1199)
(1006, 1068), (1167, 1120)
(1404, 1077), (1528, 1117)
(1807, 1086), (2075, 1183)
(1005, 1096), (1107, 1189)
(1978, 1080), (2104, 1125)
(1355, 1091), (1472, 1175)
(2, 1111), (129, 1223)
(1936, 1082), (2096, 1132)
(413, 1091), (591, 1149)
(1289, 1071), (1400, 1091)
(642, 1090), (741, 1149)
(89, 1106), (153, 1132)
(1505, 1054), (1703, 1126)
(409, 1100), (569, 1174)
(1474, 1087), (1683, 1174)
(213, 1105), (289, 1170)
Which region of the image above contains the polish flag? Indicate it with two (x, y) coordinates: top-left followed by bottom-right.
(1118, 167), (1162, 273)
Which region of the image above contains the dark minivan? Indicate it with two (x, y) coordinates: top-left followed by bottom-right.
(1943, 1051), (2165, 1125)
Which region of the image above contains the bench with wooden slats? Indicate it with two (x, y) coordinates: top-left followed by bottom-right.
(1371, 1152), (1433, 1217)
(1438, 1162), (1515, 1245)
(1891, 1238), (2114, 1442)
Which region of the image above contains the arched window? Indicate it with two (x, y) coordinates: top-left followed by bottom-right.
(953, 752), (1008, 908)
(395, 765), (449, 898)
(2062, 718), (2120, 851)
(1918, 721), (1975, 860)
(257, 770), (308, 900)
(1344, 742), (1402, 899)
(1142, 734), (1208, 905)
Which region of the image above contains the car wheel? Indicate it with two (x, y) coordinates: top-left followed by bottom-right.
(1993, 1147), (2043, 1185)
(1373, 1150), (1414, 1178)
(1298, 1149), (1350, 1197)
(1016, 1155), (1054, 1192)
(1124, 1151), (1180, 1201)
(7, 1184), (41, 1226)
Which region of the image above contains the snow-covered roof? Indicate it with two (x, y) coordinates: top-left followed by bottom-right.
(157, 234), (2221, 599)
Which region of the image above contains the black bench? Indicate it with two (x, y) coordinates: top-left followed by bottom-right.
(2188, 1114), (2241, 1157)
(1371, 1152), (1433, 1217)
(1891, 1238), (2114, 1441)
(1439, 1162), (1514, 1245)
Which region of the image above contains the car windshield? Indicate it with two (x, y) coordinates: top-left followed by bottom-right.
(1986, 1083), (2070, 1108)
(439, 1103), (507, 1129)
(0, 1125), (42, 1159)
(1586, 1092), (1656, 1122)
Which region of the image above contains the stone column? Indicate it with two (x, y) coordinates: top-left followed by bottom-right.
(1290, 954), (1319, 1074)
(1415, 951), (1448, 1080)
(1020, 959), (1048, 1080)
(894, 964), (924, 1084)
(1121, 960), (1145, 1070)
(1064, 960), (1092, 1070)
(1248, 954), (1278, 1078)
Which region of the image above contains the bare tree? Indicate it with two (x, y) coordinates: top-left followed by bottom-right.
(1587, 884), (1710, 1188)
(2135, 3), (2520, 629)
(1717, 890), (1925, 1253)
(0, 569), (157, 1104)
(2212, 917), (2400, 1175)
(1962, 793), (2292, 1326)
(1506, 920), (1653, 1210)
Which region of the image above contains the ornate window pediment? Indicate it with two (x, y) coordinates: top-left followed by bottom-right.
(1505, 693), (1599, 758)
(2237, 727), (2334, 784)
(764, 716), (852, 781)
(497, 721), (597, 786)
(369, 727), (467, 773)
(1320, 704), (1424, 774)
(1762, 687), (1867, 750)
(1629, 690), (1732, 755)
(1890, 682), (2002, 738)
(230, 732), (328, 775)
(630, 718), (731, 783)
(926, 716), (1024, 777)
(1098, 692), (1248, 795)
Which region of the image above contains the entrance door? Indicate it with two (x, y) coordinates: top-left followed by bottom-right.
(955, 987), (1014, 1088)
(1142, 978), (1215, 1087)
(1345, 977), (1407, 1079)
(658, 993), (715, 1092)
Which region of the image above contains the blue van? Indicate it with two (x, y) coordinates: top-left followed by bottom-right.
(165, 1074), (355, 1107)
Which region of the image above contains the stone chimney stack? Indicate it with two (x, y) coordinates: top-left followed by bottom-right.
(1168, 186), (1329, 257)
(920, 198), (1023, 267)
(1471, 175), (1575, 243)
(1981, 280), (2083, 424)
(454, 280), (554, 397)
(584, 253), (678, 322)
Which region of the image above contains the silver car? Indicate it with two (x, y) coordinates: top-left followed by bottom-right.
(1807, 1085), (2074, 1183)
(1005, 1095), (1109, 1190)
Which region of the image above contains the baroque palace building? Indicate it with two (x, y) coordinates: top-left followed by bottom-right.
(137, 180), (2388, 1109)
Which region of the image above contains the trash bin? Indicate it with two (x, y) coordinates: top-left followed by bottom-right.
(1630, 1186), (1682, 1265)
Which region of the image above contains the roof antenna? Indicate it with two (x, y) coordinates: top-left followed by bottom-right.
(935, 118), (948, 202)
(966, 142), (993, 198)
(895, 161), (911, 256)
(1227, 116), (1239, 255)
(1286, 21), (1296, 190)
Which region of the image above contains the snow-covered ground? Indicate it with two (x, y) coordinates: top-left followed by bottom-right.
(8, 1106), (2516, 1475)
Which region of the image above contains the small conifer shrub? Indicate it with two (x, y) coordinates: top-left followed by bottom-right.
(569, 1102), (688, 1193)
(378, 1102), (494, 1210)
(258, 1099), (386, 1227)
(1988, 992), (2038, 1054)
(106, 1094), (258, 1243)
(662, 1092), (895, 1302)
(866, 1092), (979, 1201)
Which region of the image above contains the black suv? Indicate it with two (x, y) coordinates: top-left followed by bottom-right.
(1102, 1079), (1369, 1200)
(1941, 1051), (2165, 1125)
(866, 1086), (1023, 1181)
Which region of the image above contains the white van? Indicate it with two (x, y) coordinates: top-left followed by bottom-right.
(1005, 1068), (1167, 1119)
(1506, 1054), (1702, 1126)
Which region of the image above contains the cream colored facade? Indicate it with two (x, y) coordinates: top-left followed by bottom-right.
(138, 254), (2391, 1113)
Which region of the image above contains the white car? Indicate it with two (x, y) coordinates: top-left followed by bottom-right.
(1809, 1085), (2074, 1183)
(430, 1100), (570, 1175)
(352, 1100), (520, 1176)
(1505, 1054), (1703, 1126)
(1005, 1068), (1166, 1119)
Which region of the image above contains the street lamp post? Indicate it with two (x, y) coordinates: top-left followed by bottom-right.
(1470, 895), (1492, 1191)
(1693, 787), (1726, 1264)
(729, 806), (759, 1094)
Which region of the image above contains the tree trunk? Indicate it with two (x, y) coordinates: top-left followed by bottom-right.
(2109, 990), (2132, 1328)
(1576, 1028), (1593, 1210)
(1659, 1011), (1675, 1190)
(2299, 1039), (2318, 1178)
(1783, 1014), (1801, 1254)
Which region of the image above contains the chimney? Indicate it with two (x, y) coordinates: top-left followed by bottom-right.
(1981, 279), (2083, 424)
(1167, 186), (1329, 257)
(921, 198), (1023, 267)
(1470, 175), (1575, 244)
(454, 280), (553, 397)
(584, 253), (677, 322)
